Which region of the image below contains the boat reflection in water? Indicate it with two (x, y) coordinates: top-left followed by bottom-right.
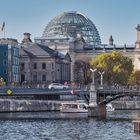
(60, 100), (115, 113)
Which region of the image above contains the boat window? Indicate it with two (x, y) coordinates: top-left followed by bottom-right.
(62, 104), (77, 108)
(79, 104), (84, 108)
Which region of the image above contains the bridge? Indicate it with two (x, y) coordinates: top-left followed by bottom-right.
(87, 85), (140, 118)
(0, 86), (140, 103)
(0, 86), (140, 118)
(0, 87), (88, 101)
(97, 86), (140, 104)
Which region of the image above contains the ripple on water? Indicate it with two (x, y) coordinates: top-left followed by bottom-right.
(0, 111), (139, 140)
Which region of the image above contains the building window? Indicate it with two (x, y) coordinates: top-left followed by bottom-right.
(3, 60), (7, 66)
(12, 66), (14, 73)
(33, 63), (37, 69)
(52, 63), (54, 69)
(3, 69), (7, 74)
(13, 48), (16, 56)
(33, 75), (37, 81)
(42, 63), (46, 69)
(21, 63), (24, 70)
(3, 51), (7, 57)
(42, 75), (46, 81)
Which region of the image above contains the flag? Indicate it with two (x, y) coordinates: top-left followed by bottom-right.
(1, 22), (5, 31)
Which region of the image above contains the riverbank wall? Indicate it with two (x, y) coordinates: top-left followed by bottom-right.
(112, 101), (140, 110)
(0, 99), (61, 112)
(0, 99), (140, 112)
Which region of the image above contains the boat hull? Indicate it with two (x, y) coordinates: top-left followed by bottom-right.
(60, 108), (88, 113)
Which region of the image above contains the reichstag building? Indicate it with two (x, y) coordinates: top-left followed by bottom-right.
(19, 11), (140, 86)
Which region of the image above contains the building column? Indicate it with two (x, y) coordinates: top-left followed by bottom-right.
(135, 24), (140, 49)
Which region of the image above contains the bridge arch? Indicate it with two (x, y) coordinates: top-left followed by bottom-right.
(98, 92), (140, 105)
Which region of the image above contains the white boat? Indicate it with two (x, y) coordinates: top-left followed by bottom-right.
(60, 101), (88, 113)
(106, 103), (115, 112)
(60, 101), (115, 113)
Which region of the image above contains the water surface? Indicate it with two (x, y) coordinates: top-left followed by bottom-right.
(0, 110), (140, 140)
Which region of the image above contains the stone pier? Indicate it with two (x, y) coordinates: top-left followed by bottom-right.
(88, 105), (106, 119)
(88, 94), (106, 119)
(88, 69), (106, 118)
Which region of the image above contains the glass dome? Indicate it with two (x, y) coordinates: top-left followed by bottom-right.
(42, 11), (101, 45)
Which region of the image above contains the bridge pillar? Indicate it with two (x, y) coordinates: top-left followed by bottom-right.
(88, 104), (106, 119)
(88, 70), (106, 118)
(88, 80), (97, 107)
(88, 69), (100, 117)
(88, 96), (106, 119)
(98, 96), (106, 119)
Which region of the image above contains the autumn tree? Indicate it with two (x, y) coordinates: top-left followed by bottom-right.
(89, 51), (133, 85)
(74, 60), (91, 85)
(128, 70), (140, 85)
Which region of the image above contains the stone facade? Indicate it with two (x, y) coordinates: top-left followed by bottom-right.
(20, 34), (71, 87)
(35, 35), (136, 82)
(34, 12), (140, 83)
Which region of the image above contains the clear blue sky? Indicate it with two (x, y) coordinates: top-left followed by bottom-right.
(0, 0), (139, 45)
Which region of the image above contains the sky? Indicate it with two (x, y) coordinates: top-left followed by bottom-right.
(0, 0), (139, 45)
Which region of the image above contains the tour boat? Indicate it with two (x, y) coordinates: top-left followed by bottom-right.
(60, 101), (115, 113)
(60, 101), (88, 113)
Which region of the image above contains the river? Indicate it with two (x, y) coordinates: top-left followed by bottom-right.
(0, 110), (140, 140)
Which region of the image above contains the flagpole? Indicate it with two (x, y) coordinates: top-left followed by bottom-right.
(4, 25), (5, 38)
(1, 22), (5, 38)
(4, 22), (5, 38)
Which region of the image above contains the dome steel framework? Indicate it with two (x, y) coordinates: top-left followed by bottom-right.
(42, 11), (101, 45)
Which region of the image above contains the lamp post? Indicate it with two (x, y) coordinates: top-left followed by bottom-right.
(98, 71), (105, 87)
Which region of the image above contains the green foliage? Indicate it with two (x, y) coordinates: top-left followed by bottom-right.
(0, 77), (6, 87)
(128, 70), (140, 85)
(89, 51), (134, 85)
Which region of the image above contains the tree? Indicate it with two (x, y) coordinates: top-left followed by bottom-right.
(74, 60), (91, 85)
(128, 70), (140, 85)
(0, 77), (6, 87)
(89, 51), (134, 85)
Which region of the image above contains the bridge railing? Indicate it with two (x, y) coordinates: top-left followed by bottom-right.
(96, 84), (140, 103)
(0, 86), (82, 94)
(96, 85), (140, 91)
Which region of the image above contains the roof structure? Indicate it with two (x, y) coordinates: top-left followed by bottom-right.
(42, 11), (101, 46)
(20, 43), (65, 59)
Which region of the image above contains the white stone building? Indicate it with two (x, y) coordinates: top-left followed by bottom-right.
(2, 11), (140, 86)
(34, 11), (140, 84)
